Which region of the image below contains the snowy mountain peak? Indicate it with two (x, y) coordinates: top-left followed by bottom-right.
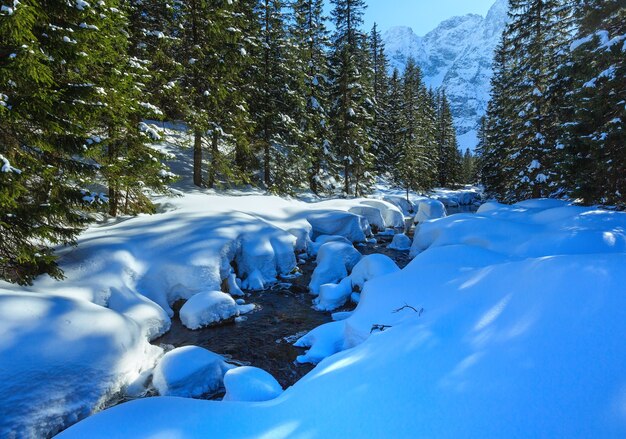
(384, 0), (509, 150)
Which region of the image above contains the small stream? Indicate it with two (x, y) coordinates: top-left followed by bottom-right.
(152, 234), (412, 390)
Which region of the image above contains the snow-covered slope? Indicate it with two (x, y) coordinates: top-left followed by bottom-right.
(384, 0), (509, 150)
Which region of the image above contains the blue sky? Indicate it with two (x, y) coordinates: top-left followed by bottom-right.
(327, 0), (496, 36)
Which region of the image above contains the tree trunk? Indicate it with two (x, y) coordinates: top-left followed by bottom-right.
(344, 161), (350, 196)
(193, 129), (203, 187)
(208, 130), (219, 188)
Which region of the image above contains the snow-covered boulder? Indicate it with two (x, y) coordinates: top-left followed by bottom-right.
(388, 233), (412, 250)
(179, 291), (239, 329)
(152, 346), (232, 398)
(383, 195), (414, 215)
(241, 269), (266, 290)
(360, 199), (405, 229)
(306, 211), (370, 243)
(223, 366), (282, 402)
(349, 254), (400, 290)
(314, 277), (353, 311)
(235, 227), (297, 284)
(413, 199), (447, 223)
(308, 234), (352, 257)
(309, 241), (362, 295)
(0, 292), (162, 439)
(348, 205), (386, 231)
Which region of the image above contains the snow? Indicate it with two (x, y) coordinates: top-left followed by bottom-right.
(223, 366), (283, 402)
(309, 241), (362, 295)
(0, 291), (162, 438)
(388, 233), (412, 250)
(179, 290), (239, 330)
(54, 197), (626, 438)
(152, 346), (232, 398)
(414, 198), (447, 223)
(314, 277), (353, 311)
(348, 254), (400, 290)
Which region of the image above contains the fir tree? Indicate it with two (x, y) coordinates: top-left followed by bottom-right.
(328, 0), (374, 196)
(289, 0), (333, 194)
(369, 23), (390, 174)
(435, 89), (460, 187)
(561, 0), (626, 206)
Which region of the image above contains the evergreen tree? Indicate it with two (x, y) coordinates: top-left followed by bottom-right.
(435, 89), (460, 187)
(486, 0), (572, 201)
(289, 0), (333, 194)
(127, 0), (182, 119)
(369, 23), (390, 174)
(461, 148), (476, 185)
(561, 0), (626, 206)
(393, 58), (437, 196)
(249, 0), (303, 192)
(380, 68), (404, 167)
(328, 0), (374, 196)
(177, 0), (249, 188)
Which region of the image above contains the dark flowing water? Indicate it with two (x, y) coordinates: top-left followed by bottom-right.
(153, 234), (411, 390)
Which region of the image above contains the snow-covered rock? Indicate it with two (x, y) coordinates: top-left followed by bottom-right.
(360, 199), (406, 229)
(388, 233), (412, 250)
(152, 346), (232, 398)
(0, 292), (162, 439)
(309, 241), (362, 295)
(383, 195), (414, 215)
(223, 366), (282, 402)
(306, 210), (370, 243)
(179, 290), (239, 330)
(314, 277), (353, 311)
(348, 205), (387, 231)
(308, 234), (352, 257)
(349, 254), (400, 290)
(414, 199), (447, 223)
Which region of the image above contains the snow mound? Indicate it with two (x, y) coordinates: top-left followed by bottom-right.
(360, 199), (406, 229)
(388, 233), (412, 250)
(179, 291), (239, 330)
(152, 346), (232, 398)
(383, 195), (415, 215)
(309, 241), (362, 295)
(308, 234), (352, 257)
(413, 198), (447, 223)
(431, 187), (481, 207)
(349, 254), (400, 290)
(0, 291), (162, 439)
(306, 210), (370, 243)
(223, 366), (282, 402)
(314, 277), (353, 311)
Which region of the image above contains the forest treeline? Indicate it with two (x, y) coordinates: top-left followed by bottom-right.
(478, 0), (625, 206)
(0, 0), (469, 284)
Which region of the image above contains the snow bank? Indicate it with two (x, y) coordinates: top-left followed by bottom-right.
(348, 254), (400, 290)
(309, 241), (362, 295)
(360, 199), (405, 229)
(223, 366), (282, 402)
(314, 277), (353, 311)
(179, 290), (239, 329)
(382, 195), (415, 215)
(152, 346), (232, 398)
(57, 199), (626, 438)
(431, 187), (481, 207)
(0, 291), (161, 438)
(388, 233), (412, 250)
(413, 198), (447, 223)
(306, 210), (370, 243)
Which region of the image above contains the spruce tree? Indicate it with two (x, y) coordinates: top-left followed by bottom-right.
(289, 0), (333, 194)
(392, 58), (437, 196)
(328, 0), (374, 196)
(435, 89), (460, 187)
(562, 0), (626, 206)
(370, 23), (390, 174)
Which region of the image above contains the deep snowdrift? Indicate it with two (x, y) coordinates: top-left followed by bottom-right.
(0, 190), (415, 437)
(58, 199), (626, 438)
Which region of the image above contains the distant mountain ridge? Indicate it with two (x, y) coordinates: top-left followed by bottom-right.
(383, 0), (509, 150)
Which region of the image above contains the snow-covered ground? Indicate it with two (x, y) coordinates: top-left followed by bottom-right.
(4, 150), (625, 439)
(0, 170), (443, 437)
(54, 198), (626, 438)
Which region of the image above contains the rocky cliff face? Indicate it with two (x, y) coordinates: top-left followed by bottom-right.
(384, 0), (509, 149)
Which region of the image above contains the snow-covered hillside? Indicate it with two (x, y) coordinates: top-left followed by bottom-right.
(384, 0), (509, 149)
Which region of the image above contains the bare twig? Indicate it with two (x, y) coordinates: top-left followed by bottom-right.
(393, 303), (423, 316)
(370, 324), (392, 333)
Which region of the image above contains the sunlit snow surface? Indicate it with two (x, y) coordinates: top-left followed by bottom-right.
(51, 197), (626, 438)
